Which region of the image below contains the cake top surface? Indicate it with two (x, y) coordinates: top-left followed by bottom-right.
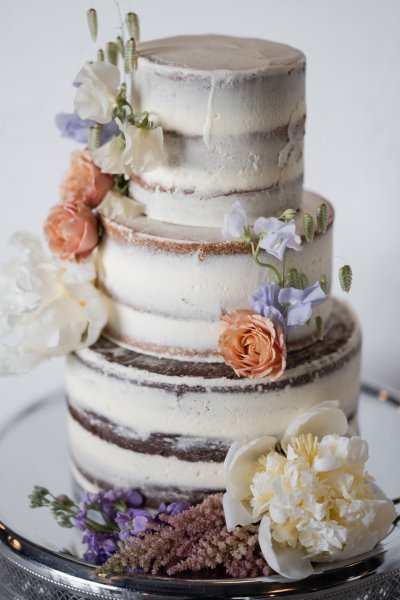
(138, 34), (305, 72)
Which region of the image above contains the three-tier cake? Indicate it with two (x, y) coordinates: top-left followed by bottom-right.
(65, 35), (362, 507)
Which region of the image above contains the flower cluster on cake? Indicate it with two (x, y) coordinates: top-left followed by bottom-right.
(0, 6), (396, 581)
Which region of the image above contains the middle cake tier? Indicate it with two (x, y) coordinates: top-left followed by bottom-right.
(97, 190), (334, 361)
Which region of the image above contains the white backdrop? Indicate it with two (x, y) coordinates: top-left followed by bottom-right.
(1, 0), (400, 422)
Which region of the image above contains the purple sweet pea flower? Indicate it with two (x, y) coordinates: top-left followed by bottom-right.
(115, 509), (154, 542)
(156, 502), (190, 519)
(278, 281), (327, 331)
(55, 112), (119, 145)
(254, 217), (302, 261)
(251, 283), (286, 330)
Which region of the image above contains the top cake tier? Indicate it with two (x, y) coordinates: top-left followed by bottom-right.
(131, 35), (306, 227)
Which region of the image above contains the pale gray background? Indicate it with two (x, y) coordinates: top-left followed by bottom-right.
(1, 0), (400, 423)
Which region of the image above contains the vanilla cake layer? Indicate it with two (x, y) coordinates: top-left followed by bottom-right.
(97, 191), (333, 361)
(67, 300), (361, 507)
(132, 35), (306, 226)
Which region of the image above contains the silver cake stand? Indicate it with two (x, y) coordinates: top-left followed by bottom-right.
(0, 385), (399, 600)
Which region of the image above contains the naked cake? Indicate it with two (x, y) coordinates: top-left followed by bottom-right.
(64, 35), (362, 506)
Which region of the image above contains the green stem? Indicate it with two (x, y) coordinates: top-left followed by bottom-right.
(251, 243), (283, 285)
(85, 517), (118, 534)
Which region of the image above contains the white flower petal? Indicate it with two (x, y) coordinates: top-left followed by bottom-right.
(0, 233), (108, 374)
(282, 401), (348, 448)
(92, 136), (128, 175)
(221, 201), (248, 239)
(222, 492), (256, 531)
(119, 123), (166, 174)
(74, 61), (120, 123)
(98, 191), (144, 225)
(259, 516), (314, 580)
(224, 436), (277, 500)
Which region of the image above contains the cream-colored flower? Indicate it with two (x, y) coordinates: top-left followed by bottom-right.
(118, 120), (166, 174)
(98, 191), (144, 226)
(74, 61), (120, 124)
(0, 233), (108, 373)
(223, 401), (396, 580)
(92, 136), (128, 175)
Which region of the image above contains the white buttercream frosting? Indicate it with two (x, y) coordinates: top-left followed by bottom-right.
(129, 35), (306, 220)
(97, 191), (333, 360)
(66, 301), (361, 495)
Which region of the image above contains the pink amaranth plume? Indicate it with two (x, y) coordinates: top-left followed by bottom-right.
(98, 494), (273, 578)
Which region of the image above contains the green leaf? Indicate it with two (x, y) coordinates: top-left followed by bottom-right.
(339, 265), (353, 293)
(303, 213), (314, 243)
(116, 36), (124, 56)
(106, 42), (119, 66)
(88, 124), (102, 151)
(319, 274), (328, 293)
(316, 202), (329, 234)
(124, 38), (137, 74)
(299, 272), (309, 290)
(286, 268), (301, 289)
(87, 8), (98, 42)
(126, 12), (140, 42)
(278, 208), (297, 223)
(316, 316), (324, 341)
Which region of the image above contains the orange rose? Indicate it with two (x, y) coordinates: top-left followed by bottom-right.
(218, 310), (287, 381)
(61, 150), (113, 208)
(44, 202), (99, 262)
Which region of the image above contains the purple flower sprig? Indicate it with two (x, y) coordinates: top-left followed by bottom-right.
(251, 281), (327, 333)
(221, 202), (302, 285)
(55, 112), (119, 145)
(29, 486), (190, 566)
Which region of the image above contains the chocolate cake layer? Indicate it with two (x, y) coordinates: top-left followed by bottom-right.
(67, 300), (361, 505)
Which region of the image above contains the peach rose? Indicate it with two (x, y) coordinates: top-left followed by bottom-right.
(218, 310), (287, 381)
(44, 202), (99, 262)
(61, 150), (113, 208)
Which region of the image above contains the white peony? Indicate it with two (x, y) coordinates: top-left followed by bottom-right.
(92, 136), (128, 175)
(223, 401), (396, 580)
(74, 61), (120, 124)
(0, 233), (108, 374)
(118, 120), (166, 174)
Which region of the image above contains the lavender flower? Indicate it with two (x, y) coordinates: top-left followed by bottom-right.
(82, 530), (120, 565)
(254, 217), (302, 261)
(221, 201), (249, 240)
(115, 509), (154, 541)
(251, 283), (286, 330)
(75, 488), (143, 531)
(157, 502), (190, 518)
(55, 112), (119, 145)
(278, 281), (327, 330)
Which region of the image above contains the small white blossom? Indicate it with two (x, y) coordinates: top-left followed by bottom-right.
(118, 120), (166, 174)
(221, 201), (249, 240)
(0, 233), (108, 374)
(92, 136), (128, 175)
(223, 401), (396, 579)
(98, 191), (144, 225)
(74, 61), (120, 124)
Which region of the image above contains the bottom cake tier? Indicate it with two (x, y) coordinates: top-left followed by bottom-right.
(66, 299), (361, 507)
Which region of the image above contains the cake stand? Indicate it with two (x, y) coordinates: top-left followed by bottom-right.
(0, 385), (399, 600)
